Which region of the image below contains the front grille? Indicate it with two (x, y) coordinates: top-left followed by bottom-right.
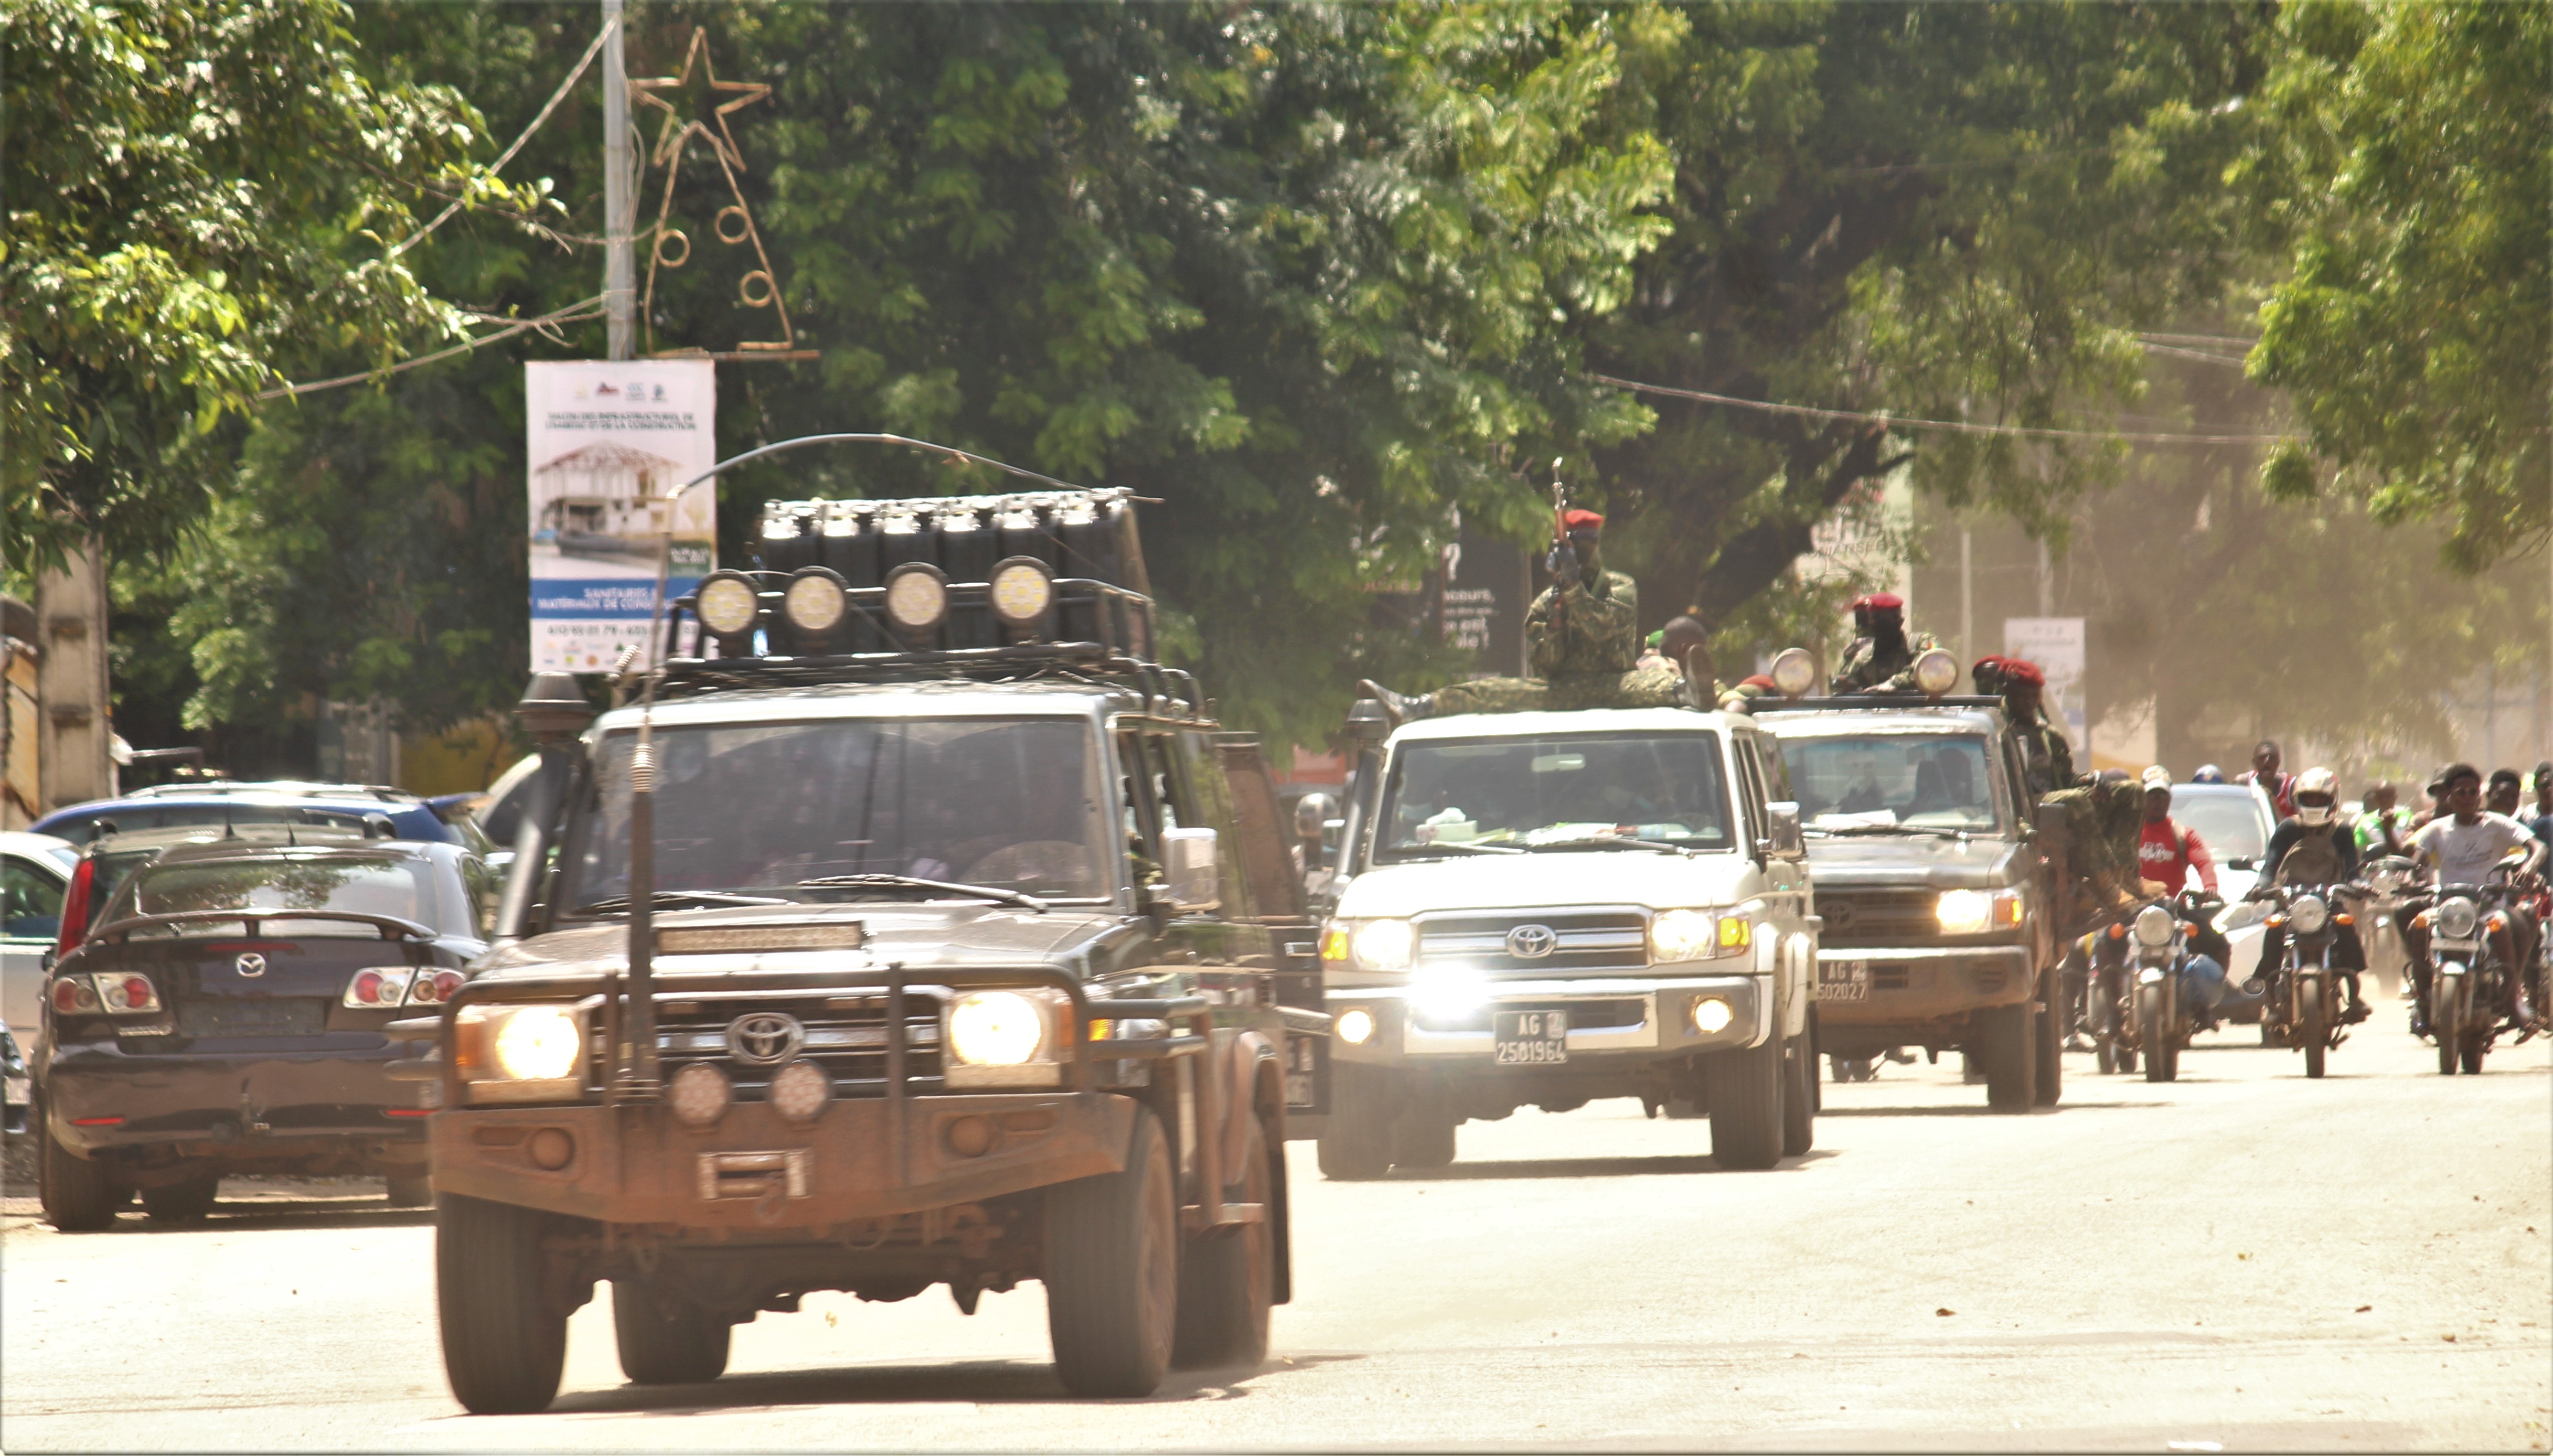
(1820, 890), (1942, 946)
(1872, 965), (1911, 991)
(1416, 911), (1649, 971)
(1409, 999), (1649, 1034)
(643, 991), (947, 1098)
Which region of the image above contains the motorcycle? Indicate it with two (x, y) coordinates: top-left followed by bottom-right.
(2418, 880), (2517, 1076)
(2253, 882), (2364, 1078)
(2114, 890), (2222, 1084)
(2079, 923), (2139, 1075)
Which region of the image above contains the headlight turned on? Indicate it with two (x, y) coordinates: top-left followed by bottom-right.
(456, 1003), (588, 1104)
(945, 990), (1065, 1088)
(1691, 996), (1735, 1034)
(1349, 918), (1416, 973)
(1936, 889), (2023, 935)
(1651, 909), (1749, 963)
(1335, 1007), (1376, 1045)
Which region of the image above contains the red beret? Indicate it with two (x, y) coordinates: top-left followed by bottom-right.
(1561, 508), (1605, 531)
(1999, 657), (2046, 687)
(1852, 592), (1903, 612)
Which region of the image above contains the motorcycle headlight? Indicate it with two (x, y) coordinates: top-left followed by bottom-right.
(1350, 918), (1416, 974)
(2132, 904), (2176, 948)
(2436, 897), (2481, 940)
(456, 1003), (589, 1104)
(2289, 894), (2330, 935)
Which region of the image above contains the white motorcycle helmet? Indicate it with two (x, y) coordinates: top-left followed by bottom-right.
(2294, 766), (2340, 826)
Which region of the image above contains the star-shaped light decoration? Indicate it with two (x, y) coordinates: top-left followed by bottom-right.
(630, 27), (771, 175)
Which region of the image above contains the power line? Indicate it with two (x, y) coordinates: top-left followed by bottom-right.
(387, 14), (619, 258)
(257, 296), (606, 400)
(2139, 330), (2260, 347)
(2139, 340), (2252, 368)
(1589, 373), (2289, 446)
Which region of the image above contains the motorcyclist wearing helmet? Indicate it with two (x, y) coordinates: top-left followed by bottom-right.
(2189, 764), (2227, 785)
(2251, 766), (2373, 1024)
(2402, 762), (2543, 1035)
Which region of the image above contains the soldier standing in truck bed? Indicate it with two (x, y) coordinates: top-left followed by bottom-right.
(1974, 655), (2078, 795)
(1831, 593), (1941, 694)
(1359, 513), (1711, 722)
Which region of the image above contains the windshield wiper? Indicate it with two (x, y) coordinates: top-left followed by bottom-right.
(1378, 841), (1526, 859)
(1805, 823), (1980, 841)
(575, 890), (791, 915)
(1520, 837), (1689, 854)
(796, 874), (1048, 914)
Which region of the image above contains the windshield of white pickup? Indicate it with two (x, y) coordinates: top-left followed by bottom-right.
(1374, 731), (1732, 857)
(1772, 733), (2003, 831)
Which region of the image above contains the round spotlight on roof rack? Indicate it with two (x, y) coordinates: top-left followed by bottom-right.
(882, 562), (949, 639)
(1769, 647), (1818, 698)
(781, 567), (849, 650)
(988, 555), (1055, 636)
(1912, 647), (1960, 697)
(693, 571), (763, 654)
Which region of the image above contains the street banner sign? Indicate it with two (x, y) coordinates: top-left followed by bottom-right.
(2004, 616), (2087, 747)
(525, 360), (716, 673)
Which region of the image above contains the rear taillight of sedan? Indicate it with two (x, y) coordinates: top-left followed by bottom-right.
(56, 973), (159, 1014)
(343, 968), (465, 1009)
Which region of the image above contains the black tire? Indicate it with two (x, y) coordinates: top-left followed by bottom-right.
(1704, 1032), (1785, 1171)
(2116, 1044), (2137, 1075)
(38, 1104), (118, 1233)
(1662, 1095), (1707, 1119)
(387, 1175), (434, 1208)
(141, 1174), (220, 1221)
(2435, 983), (2462, 1075)
(1981, 1000), (2037, 1111)
(2460, 1040), (2486, 1075)
(1780, 1033), (1815, 1157)
(612, 1278), (731, 1386)
(437, 1192), (568, 1415)
(1315, 1065), (1394, 1181)
(1045, 1106), (1178, 1398)
(2095, 1040), (2118, 1075)
(2138, 986), (2173, 1084)
(2300, 979), (2327, 1080)
(2032, 969), (2063, 1108)
(1172, 1118), (1274, 1372)
(1390, 1104), (1457, 1171)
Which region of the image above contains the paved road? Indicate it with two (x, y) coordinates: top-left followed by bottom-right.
(4, 1014), (2546, 1452)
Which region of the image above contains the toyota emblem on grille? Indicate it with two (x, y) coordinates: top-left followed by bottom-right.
(724, 1012), (805, 1066)
(233, 953), (266, 978)
(1504, 924), (1559, 959)
(1825, 902), (1857, 930)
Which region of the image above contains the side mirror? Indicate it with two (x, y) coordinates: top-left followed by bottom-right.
(1763, 802), (1807, 861)
(1160, 827), (1222, 912)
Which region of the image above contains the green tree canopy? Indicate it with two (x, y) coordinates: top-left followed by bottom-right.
(2, 0), (507, 570)
(154, 1), (1673, 748)
(1587, 2), (2272, 630)
(2246, 0), (2552, 571)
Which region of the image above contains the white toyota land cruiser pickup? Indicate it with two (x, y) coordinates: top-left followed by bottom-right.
(1316, 705), (1819, 1176)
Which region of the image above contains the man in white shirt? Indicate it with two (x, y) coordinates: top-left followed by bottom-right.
(2406, 762), (2543, 1034)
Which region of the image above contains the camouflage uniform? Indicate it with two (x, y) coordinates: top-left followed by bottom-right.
(1525, 568), (1640, 679)
(1832, 629), (1943, 694)
(1427, 564), (1663, 715)
(2044, 776), (2150, 929)
(2011, 716), (2078, 797)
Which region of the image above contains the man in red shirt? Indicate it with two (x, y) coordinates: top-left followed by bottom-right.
(2238, 740), (2299, 820)
(2136, 766), (2219, 895)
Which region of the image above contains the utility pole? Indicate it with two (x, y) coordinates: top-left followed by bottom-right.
(1959, 524), (1974, 671)
(602, 0), (634, 361)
